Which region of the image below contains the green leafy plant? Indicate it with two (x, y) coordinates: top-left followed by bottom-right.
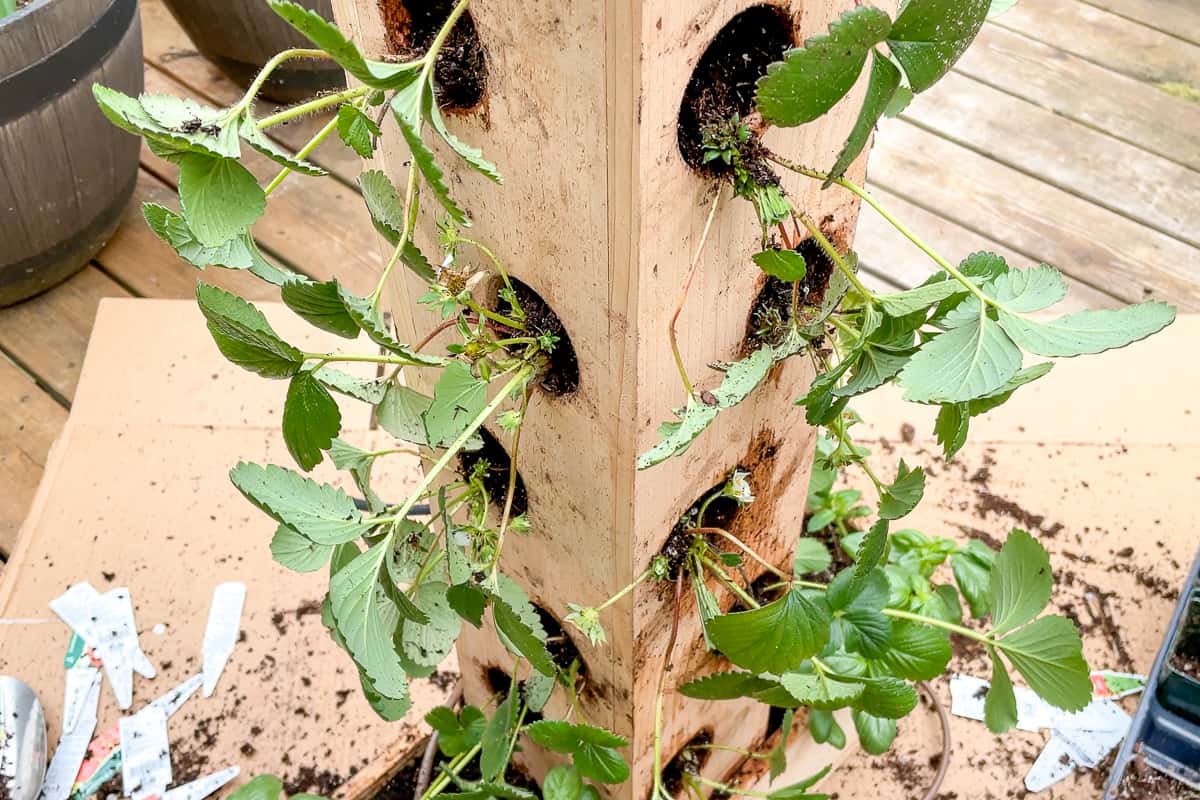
(94, 0), (1172, 797)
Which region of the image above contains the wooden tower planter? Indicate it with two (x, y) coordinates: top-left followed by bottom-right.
(0, 0), (142, 306)
(161, 0), (345, 103)
(332, 0), (880, 795)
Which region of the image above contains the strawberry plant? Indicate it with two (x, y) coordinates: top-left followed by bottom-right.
(94, 0), (1174, 797)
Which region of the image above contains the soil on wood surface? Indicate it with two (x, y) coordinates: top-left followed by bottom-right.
(1112, 755), (1200, 799)
(378, 0), (487, 110)
(1170, 598), (1200, 680)
(497, 278), (580, 396)
(457, 425), (528, 517)
(676, 5), (794, 170)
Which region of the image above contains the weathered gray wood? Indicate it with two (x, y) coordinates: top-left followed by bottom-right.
(870, 118), (1200, 309)
(160, 0), (345, 103)
(955, 24), (1200, 172)
(993, 0), (1200, 86)
(905, 71), (1200, 248)
(0, 0), (143, 306)
(1080, 0), (1200, 43)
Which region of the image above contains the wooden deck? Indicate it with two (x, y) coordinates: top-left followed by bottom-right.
(1, 0), (1198, 561)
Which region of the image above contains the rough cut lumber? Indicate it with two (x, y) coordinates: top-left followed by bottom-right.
(331, 0), (890, 794)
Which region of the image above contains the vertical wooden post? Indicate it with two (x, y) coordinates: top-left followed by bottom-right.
(331, 1), (880, 795)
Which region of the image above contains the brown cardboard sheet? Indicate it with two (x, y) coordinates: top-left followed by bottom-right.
(0, 298), (451, 799)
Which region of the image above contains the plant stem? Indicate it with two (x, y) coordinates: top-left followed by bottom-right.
(690, 527), (789, 581)
(459, 237), (519, 310)
(689, 774), (773, 799)
(370, 165), (421, 309)
(379, 366), (532, 526)
(465, 299), (526, 331)
(486, 383), (532, 582)
(652, 571), (686, 800)
(697, 553), (760, 610)
(794, 212), (875, 302)
(884, 607), (994, 644)
(303, 351), (430, 367)
(265, 114), (339, 196)
(420, 743), (481, 800)
(669, 186), (724, 398)
(257, 84), (373, 128)
(236, 49), (330, 111)
(595, 565), (656, 613)
(770, 154), (988, 303)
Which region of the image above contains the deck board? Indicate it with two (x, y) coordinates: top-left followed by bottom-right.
(954, 24), (1200, 172)
(1080, 0), (1200, 42)
(0, 355), (67, 559)
(903, 71), (1200, 247)
(868, 118), (1200, 309)
(993, 0), (1200, 85)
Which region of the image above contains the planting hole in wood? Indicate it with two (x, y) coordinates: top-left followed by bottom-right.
(378, 0), (488, 110)
(744, 233), (838, 353)
(660, 481), (743, 579)
(491, 277), (580, 396)
(660, 729), (714, 798)
(764, 705), (787, 741)
(458, 426), (529, 516)
(531, 603), (587, 678)
(676, 5), (795, 171)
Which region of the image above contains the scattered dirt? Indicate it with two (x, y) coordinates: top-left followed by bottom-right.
(676, 5), (794, 169)
(378, 0), (487, 110)
(283, 765), (345, 796)
(457, 425), (528, 517)
(1112, 754), (1200, 799)
(973, 488), (1063, 538)
(494, 277), (580, 396)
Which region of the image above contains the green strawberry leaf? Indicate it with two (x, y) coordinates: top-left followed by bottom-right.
(753, 249), (807, 282)
(283, 370), (342, 471)
(988, 529), (1051, 635)
(337, 104), (381, 158)
(707, 591), (831, 674)
(229, 461), (371, 544)
(826, 50), (901, 182)
(886, 0), (990, 93)
(177, 154), (266, 247)
(997, 302), (1176, 358)
(269, 524), (333, 573)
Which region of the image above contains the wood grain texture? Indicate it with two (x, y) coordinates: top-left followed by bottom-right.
(1080, 0), (1200, 42)
(0, 355), (66, 560)
(0, 266), (130, 402)
(904, 71), (1200, 248)
(332, 0), (887, 794)
(954, 24), (1200, 172)
(0, 0), (143, 304)
(993, 0), (1200, 85)
(869, 118), (1200, 310)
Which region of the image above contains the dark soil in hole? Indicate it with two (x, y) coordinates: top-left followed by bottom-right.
(494, 277), (580, 396)
(677, 5), (794, 170)
(458, 426), (528, 516)
(378, 0), (487, 110)
(482, 665), (543, 723)
(728, 571), (783, 615)
(1113, 755), (1200, 799)
(1170, 597), (1200, 681)
(743, 235), (836, 353)
(533, 604), (585, 675)
(764, 705), (787, 740)
(660, 482), (741, 579)
(661, 729), (714, 798)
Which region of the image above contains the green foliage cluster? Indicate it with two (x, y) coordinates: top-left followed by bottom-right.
(91, 0), (1172, 798)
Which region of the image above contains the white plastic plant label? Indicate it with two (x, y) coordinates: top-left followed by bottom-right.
(39, 673), (101, 800)
(61, 666), (100, 736)
(49, 583), (156, 709)
(160, 766), (241, 800)
(201, 582), (246, 697)
(119, 705), (172, 800)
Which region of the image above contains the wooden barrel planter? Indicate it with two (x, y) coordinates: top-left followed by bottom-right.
(0, 0), (143, 307)
(160, 0), (346, 104)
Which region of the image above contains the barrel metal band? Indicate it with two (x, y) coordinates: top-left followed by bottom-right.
(0, 0), (137, 126)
